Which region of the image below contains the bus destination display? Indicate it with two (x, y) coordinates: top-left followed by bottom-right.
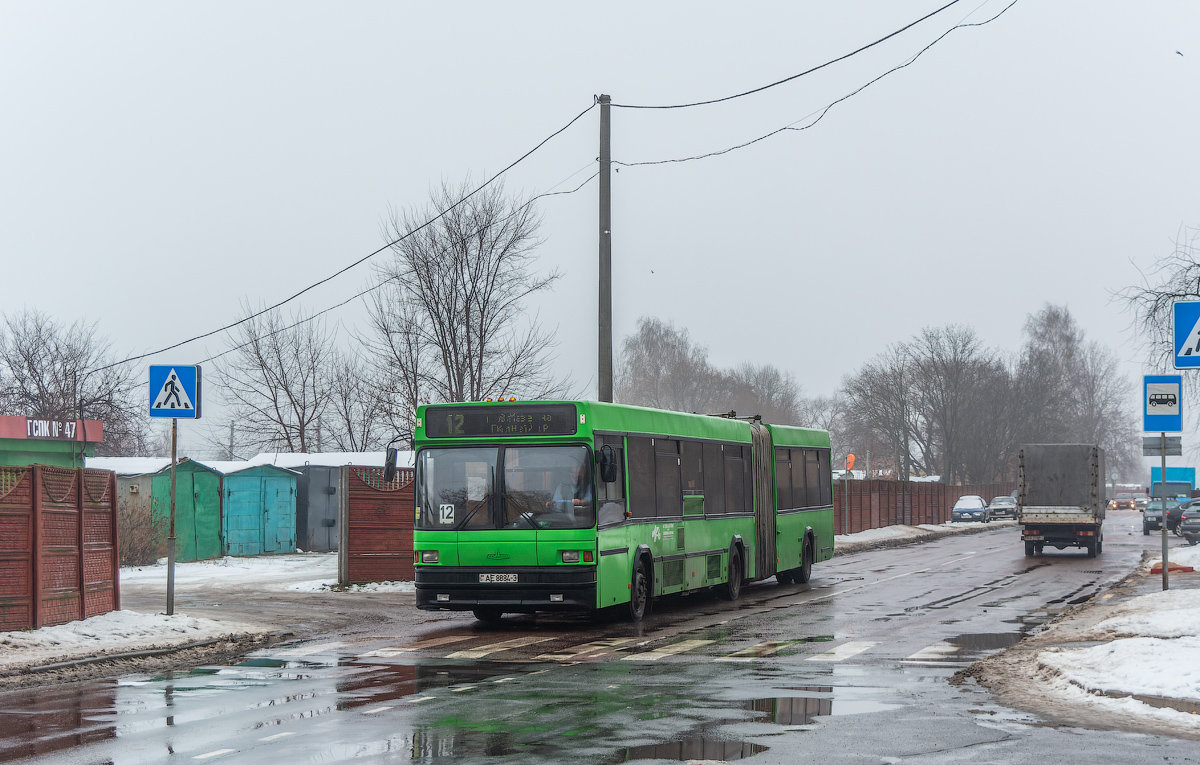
(425, 404), (577, 438)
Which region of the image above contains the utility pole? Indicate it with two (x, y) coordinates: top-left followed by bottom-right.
(597, 94), (613, 403)
(167, 418), (177, 614)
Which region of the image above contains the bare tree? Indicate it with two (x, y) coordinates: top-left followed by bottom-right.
(909, 325), (989, 485)
(0, 308), (147, 456)
(1120, 226), (1200, 372)
(727, 363), (803, 425)
(615, 317), (727, 413)
(324, 352), (386, 452)
(841, 343), (921, 480)
(366, 179), (568, 444)
(215, 306), (336, 453)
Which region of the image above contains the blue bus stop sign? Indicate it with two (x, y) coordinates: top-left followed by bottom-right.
(149, 365), (202, 419)
(1144, 374), (1181, 432)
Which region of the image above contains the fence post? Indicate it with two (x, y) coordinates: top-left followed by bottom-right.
(76, 469), (85, 621)
(110, 470), (121, 611)
(337, 466), (349, 586)
(31, 466), (43, 630)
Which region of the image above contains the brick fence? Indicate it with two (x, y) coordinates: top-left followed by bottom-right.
(833, 479), (1018, 536)
(0, 466), (120, 631)
(338, 466), (415, 586)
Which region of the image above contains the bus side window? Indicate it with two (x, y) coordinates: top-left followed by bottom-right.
(655, 439), (682, 517)
(596, 436), (626, 527)
(703, 442), (725, 515)
(805, 450), (822, 508)
(818, 449), (832, 506)
(681, 441), (703, 492)
(725, 445), (747, 516)
(794, 449), (809, 508)
(775, 447), (792, 511)
(627, 437), (656, 519)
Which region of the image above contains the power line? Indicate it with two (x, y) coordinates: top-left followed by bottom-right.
(614, 0), (1018, 168)
(612, 0), (965, 110)
(92, 101), (598, 375)
(196, 170), (601, 366)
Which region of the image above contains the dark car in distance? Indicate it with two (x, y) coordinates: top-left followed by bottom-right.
(951, 495), (989, 522)
(1142, 498), (1180, 535)
(988, 496), (1017, 520)
(1109, 492), (1136, 510)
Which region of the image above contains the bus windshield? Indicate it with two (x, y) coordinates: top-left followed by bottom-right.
(417, 446), (595, 530)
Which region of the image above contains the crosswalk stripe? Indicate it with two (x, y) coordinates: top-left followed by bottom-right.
(258, 732), (295, 741)
(806, 641), (878, 662)
(903, 642), (959, 661)
(445, 635), (555, 659)
(535, 638), (632, 661)
(621, 639), (714, 661)
(193, 750), (237, 760)
(361, 635), (474, 657)
(362, 706), (393, 714)
(715, 641), (794, 662)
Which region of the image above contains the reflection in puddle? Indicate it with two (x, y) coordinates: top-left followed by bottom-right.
(617, 738), (768, 762)
(746, 692), (832, 725)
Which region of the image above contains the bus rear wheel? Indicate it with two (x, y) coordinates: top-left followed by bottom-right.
(627, 559), (650, 621)
(797, 539), (813, 584)
(720, 547), (742, 601)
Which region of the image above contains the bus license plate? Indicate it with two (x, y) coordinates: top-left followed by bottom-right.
(479, 573), (518, 583)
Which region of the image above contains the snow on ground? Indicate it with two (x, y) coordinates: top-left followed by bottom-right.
(1090, 589), (1200, 639)
(834, 520), (1012, 547)
(121, 552), (413, 593)
(1041, 636), (1200, 700)
(1146, 543), (1200, 571)
(0, 610), (255, 669)
(122, 552), (339, 591)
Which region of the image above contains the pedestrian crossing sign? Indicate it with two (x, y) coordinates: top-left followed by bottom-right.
(148, 365), (202, 419)
(1174, 301), (1200, 368)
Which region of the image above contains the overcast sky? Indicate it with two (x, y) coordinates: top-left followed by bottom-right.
(3, 2), (1199, 464)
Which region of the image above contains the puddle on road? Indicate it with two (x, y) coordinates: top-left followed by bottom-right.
(616, 738), (768, 762)
(947, 632), (1022, 656)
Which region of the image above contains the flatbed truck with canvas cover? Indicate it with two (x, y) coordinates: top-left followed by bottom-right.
(399, 400), (835, 621)
(1018, 443), (1106, 558)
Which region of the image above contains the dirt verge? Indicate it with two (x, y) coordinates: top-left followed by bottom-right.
(956, 552), (1200, 740)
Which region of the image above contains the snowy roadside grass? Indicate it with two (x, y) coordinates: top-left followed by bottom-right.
(835, 520), (1014, 547)
(1040, 637), (1200, 700)
(286, 580), (415, 593)
(121, 552), (338, 591)
(0, 610), (257, 670)
(1090, 589), (1200, 639)
(121, 552), (413, 594)
(1033, 663), (1200, 729)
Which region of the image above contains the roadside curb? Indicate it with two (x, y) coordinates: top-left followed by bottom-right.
(0, 630), (291, 691)
(834, 521), (1017, 557)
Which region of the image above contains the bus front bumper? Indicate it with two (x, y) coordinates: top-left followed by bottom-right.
(415, 566), (597, 612)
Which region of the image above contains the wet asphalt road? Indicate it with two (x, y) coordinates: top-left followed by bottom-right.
(4, 510), (1199, 764)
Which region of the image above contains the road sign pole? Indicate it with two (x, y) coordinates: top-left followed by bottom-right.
(167, 417), (177, 614)
(1162, 431), (1169, 591)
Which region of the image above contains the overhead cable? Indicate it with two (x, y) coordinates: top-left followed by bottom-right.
(612, 0), (965, 110)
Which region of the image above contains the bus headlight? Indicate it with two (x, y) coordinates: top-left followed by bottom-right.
(421, 551), (439, 564)
(561, 551), (581, 563)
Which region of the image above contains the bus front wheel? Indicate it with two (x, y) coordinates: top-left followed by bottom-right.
(628, 559), (650, 621)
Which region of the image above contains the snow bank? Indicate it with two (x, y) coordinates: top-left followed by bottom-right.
(0, 610), (253, 669)
(834, 520), (1012, 547)
(121, 553), (412, 593)
(1041, 637), (1200, 701)
(1091, 589), (1200, 639)
(1146, 544), (1200, 572)
(286, 580), (415, 593)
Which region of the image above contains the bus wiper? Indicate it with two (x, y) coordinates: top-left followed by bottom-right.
(453, 500), (488, 530)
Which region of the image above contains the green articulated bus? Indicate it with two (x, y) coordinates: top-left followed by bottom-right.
(408, 400), (835, 622)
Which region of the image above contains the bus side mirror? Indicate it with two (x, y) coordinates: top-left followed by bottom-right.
(597, 445), (618, 484)
(384, 447), (398, 482)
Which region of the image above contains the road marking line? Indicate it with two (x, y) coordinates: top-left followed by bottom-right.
(258, 732), (295, 741)
(450, 685), (476, 692)
(621, 639), (714, 661)
(903, 642), (959, 661)
(194, 750), (237, 760)
(445, 635), (555, 659)
(362, 635), (474, 657)
(493, 677), (516, 683)
(273, 641), (348, 658)
(806, 641), (878, 662)
(715, 641), (794, 662)
(535, 638), (631, 661)
(407, 696), (435, 703)
(528, 669), (551, 675)
(362, 706), (393, 714)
